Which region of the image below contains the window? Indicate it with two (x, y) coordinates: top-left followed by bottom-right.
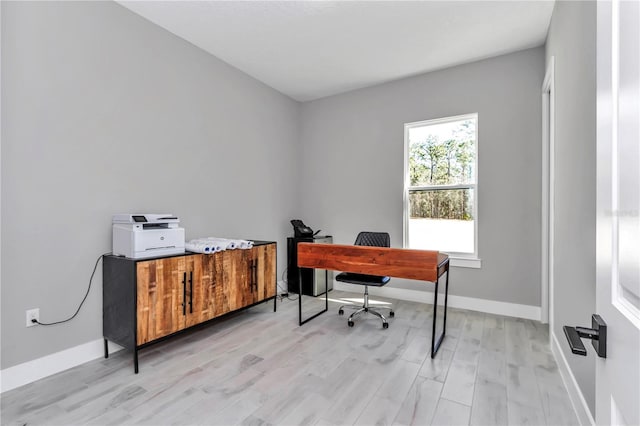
(404, 113), (479, 264)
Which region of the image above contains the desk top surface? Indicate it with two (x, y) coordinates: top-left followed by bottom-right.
(296, 242), (448, 282)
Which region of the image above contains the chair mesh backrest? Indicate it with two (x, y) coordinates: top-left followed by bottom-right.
(354, 231), (390, 248)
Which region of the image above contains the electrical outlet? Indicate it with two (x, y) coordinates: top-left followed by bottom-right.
(26, 308), (39, 327)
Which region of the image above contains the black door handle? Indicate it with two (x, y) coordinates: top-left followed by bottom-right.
(563, 326), (587, 356)
(253, 262), (258, 291)
(563, 314), (607, 358)
(182, 272), (187, 315)
(189, 271), (193, 313)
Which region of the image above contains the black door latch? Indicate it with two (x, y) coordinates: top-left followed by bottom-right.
(563, 314), (607, 358)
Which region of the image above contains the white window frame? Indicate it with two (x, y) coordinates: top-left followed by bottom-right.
(403, 113), (481, 268)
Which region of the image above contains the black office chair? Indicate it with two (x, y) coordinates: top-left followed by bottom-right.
(337, 231), (394, 328)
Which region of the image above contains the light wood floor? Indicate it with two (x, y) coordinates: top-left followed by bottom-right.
(1, 290), (579, 425)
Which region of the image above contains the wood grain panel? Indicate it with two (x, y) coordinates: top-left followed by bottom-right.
(223, 249), (250, 312)
(262, 244), (277, 299)
(136, 262), (151, 345)
(201, 252), (225, 318)
(220, 252), (232, 314)
(136, 256), (186, 345)
(296, 243), (445, 282)
(253, 244), (273, 301)
(137, 244), (277, 346)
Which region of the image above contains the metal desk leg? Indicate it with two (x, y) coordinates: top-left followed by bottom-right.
(325, 270), (329, 311)
(298, 267), (328, 326)
(442, 265), (450, 342)
(430, 261), (450, 358)
(298, 267), (303, 326)
(431, 277), (439, 358)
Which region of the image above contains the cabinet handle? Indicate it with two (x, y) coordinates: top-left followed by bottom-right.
(182, 272), (187, 316)
(189, 271), (193, 314)
(252, 261), (258, 291)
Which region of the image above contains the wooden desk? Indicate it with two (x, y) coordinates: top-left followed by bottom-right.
(296, 243), (450, 358)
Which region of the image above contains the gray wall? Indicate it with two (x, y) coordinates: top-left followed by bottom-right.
(299, 47), (545, 306)
(1, 1), (554, 373)
(545, 0), (597, 416)
(1, 1), (299, 369)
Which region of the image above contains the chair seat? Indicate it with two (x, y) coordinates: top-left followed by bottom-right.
(335, 272), (390, 286)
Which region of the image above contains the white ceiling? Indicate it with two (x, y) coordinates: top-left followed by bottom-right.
(118, 1), (555, 102)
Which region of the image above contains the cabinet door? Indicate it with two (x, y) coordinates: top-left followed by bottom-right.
(185, 254), (214, 328)
(198, 252), (225, 320)
(137, 256), (187, 345)
(223, 249), (252, 311)
(254, 244), (277, 301)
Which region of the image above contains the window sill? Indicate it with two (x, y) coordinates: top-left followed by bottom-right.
(449, 257), (482, 269)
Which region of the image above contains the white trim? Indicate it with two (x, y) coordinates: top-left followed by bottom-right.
(551, 331), (596, 426)
(608, 0), (640, 329)
(409, 183), (476, 191)
(0, 339), (123, 394)
(333, 281), (540, 320)
(403, 122), (410, 249)
(610, 0), (620, 326)
(449, 257), (482, 269)
(541, 56), (556, 325)
(405, 113), (478, 129)
(610, 396), (625, 426)
(0, 2), (3, 399)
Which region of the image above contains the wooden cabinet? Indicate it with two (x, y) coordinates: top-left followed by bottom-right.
(103, 241), (276, 373)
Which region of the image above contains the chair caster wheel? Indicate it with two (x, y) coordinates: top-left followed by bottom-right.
(383, 322), (389, 329)
(339, 309), (344, 315)
(348, 320), (354, 327)
(389, 311), (395, 317)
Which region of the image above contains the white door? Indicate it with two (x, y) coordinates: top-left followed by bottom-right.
(596, 1), (640, 425)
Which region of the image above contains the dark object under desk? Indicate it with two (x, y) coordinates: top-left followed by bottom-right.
(287, 235), (333, 296)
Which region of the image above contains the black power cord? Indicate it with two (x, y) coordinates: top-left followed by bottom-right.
(33, 252), (111, 326)
(278, 267), (298, 301)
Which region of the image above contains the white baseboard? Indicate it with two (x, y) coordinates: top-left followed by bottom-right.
(333, 282), (541, 320)
(0, 339), (123, 394)
(550, 331), (596, 426)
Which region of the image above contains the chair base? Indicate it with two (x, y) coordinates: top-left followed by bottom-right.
(337, 286), (394, 328)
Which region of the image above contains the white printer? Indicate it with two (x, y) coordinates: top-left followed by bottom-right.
(112, 214), (185, 259)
